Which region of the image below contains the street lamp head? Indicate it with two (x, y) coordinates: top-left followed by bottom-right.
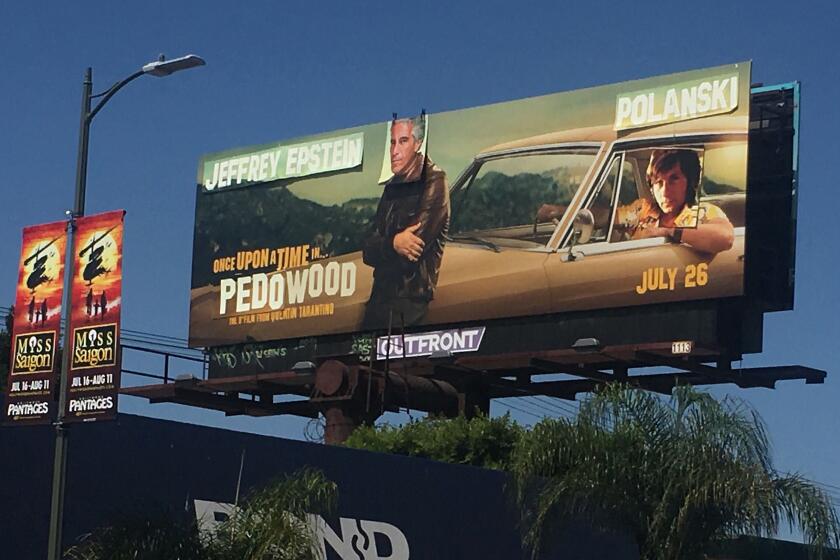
(142, 54), (205, 77)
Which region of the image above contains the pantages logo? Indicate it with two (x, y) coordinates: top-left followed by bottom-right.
(11, 331), (55, 375)
(68, 395), (114, 413)
(194, 500), (409, 560)
(71, 324), (117, 370)
(376, 327), (486, 360)
(7, 400), (50, 417)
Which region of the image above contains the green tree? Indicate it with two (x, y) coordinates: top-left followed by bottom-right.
(64, 468), (336, 560)
(511, 385), (840, 560)
(344, 412), (523, 470)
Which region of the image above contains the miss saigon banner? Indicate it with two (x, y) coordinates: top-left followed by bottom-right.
(64, 210), (125, 423)
(3, 221), (67, 425)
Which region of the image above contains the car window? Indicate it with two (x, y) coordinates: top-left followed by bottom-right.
(610, 146), (707, 242)
(449, 150), (597, 246)
(606, 157), (644, 242)
(618, 158), (640, 205)
(563, 154), (641, 247)
(699, 142), (747, 227)
(568, 156), (620, 246)
(555, 141), (747, 245)
(701, 143), (747, 196)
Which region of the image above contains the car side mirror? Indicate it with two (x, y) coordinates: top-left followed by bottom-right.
(564, 209), (595, 262)
(571, 209), (594, 245)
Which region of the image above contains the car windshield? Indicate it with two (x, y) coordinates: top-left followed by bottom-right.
(449, 149), (598, 247)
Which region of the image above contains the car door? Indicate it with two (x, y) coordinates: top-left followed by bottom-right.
(543, 139), (747, 314)
(427, 149), (599, 325)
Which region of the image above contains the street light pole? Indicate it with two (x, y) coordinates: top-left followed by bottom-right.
(74, 68), (92, 219)
(46, 54), (205, 560)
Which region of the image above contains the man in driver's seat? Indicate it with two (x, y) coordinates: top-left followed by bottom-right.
(616, 149), (734, 254)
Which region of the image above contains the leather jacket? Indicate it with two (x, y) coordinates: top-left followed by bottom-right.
(362, 155), (449, 303)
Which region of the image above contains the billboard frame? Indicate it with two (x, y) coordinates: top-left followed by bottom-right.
(124, 79), (819, 443)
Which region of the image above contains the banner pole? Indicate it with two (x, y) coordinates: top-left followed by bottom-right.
(46, 67), (90, 560)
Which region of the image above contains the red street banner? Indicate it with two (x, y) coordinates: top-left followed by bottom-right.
(64, 210), (125, 422)
(3, 221), (67, 425)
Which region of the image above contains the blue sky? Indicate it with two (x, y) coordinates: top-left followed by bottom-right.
(2, 0), (839, 521)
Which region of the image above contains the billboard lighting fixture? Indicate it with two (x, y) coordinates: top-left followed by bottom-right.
(173, 374), (199, 389)
(572, 337), (604, 354)
(292, 361), (317, 375)
(429, 350), (454, 360)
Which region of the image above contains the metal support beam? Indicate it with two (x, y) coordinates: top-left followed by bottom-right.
(530, 357), (614, 382)
(635, 351), (775, 388)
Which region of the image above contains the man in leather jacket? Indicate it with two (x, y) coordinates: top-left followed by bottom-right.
(362, 117), (449, 329)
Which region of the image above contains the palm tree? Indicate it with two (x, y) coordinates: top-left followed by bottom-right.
(210, 467), (336, 560)
(63, 509), (205, 560)
(511, 385), (840, 560)
(64, 468), (336, 560)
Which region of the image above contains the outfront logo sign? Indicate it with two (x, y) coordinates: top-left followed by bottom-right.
(376, 326), (485, 360)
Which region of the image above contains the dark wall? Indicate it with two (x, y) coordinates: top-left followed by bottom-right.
(0, 414), (638, 559)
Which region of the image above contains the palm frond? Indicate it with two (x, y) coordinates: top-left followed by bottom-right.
(511, 384), (840, 560)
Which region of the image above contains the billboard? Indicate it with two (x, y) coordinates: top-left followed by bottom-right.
(64, 210), (125, 422)
(3, 221), (67, 425)
(190, 62), (750, 348)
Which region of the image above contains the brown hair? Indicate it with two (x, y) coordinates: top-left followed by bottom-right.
(646, 149), (701, 207)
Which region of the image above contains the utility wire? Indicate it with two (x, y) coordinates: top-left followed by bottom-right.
(519, 396), (574, 418)
(1, 305), (200, 353)
(120, 332), (189, 345)
(789, 476), (840, 506)
(121, 336), (201, 354)
(505, 396), (566, 420)
(495, 398), (544, 420)
(533, 394), (580, 416)
(122, 328), (189, 344)
(495, 377), (580, 417)
(808, 480), (840, 493)
(524, 399), (564, 418)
